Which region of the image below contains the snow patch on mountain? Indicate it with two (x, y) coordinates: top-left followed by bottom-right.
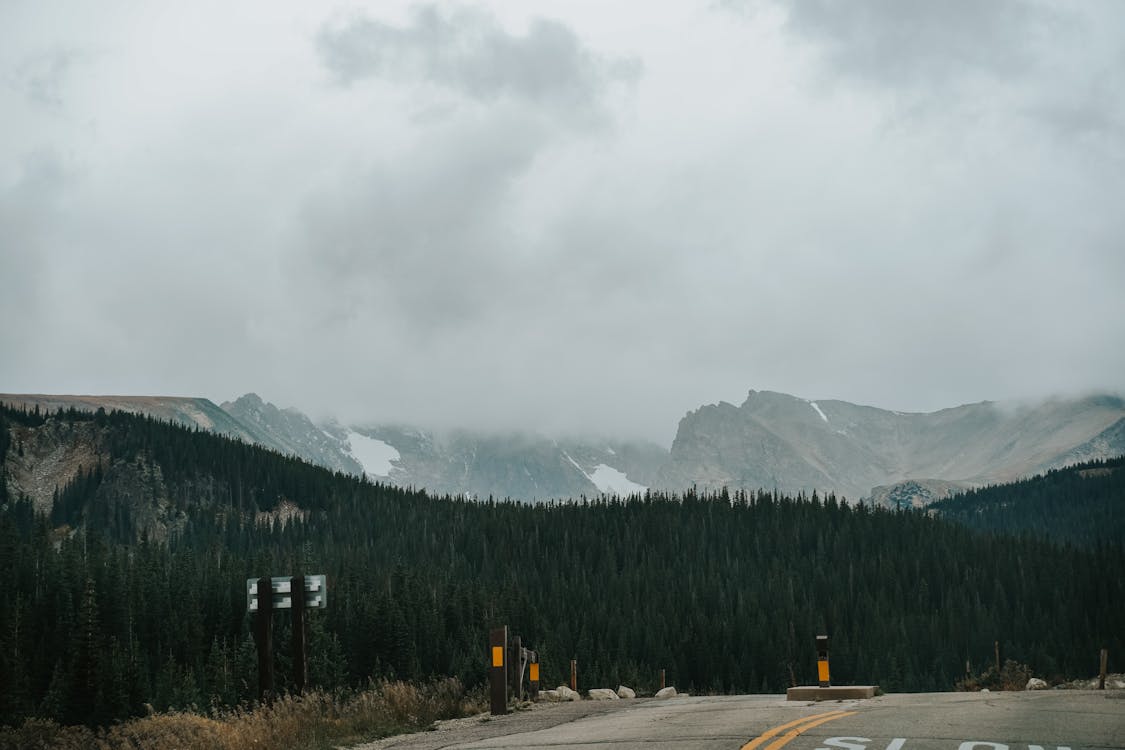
(346, 431), (400, 477)
(561, 452), (646, 496)
(808, 401), (829, 423)
(588, 464), (646, 496)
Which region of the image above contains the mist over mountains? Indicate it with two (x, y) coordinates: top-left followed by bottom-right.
(3, 389), (1122, 505)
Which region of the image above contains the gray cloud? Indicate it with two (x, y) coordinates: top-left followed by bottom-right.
(769, 0), (1125, 155)
(317, 5), (640, 116)
(1029, 70), (1125, 159)
(10, 49), (79, 110)
(779, 0), (1049, 90)
(296, 5), (642, 340)
(290, 114), (544, 333)
(0, 150), (69, 353)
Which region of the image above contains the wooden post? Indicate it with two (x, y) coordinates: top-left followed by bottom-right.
(489, 627), (508, 716)
(660, 668), (666, 690)
(994, 640), (1000, 674)
(510, 635), (523, 702)
(570, 659), (577, 691)
(529, 651), (540, 701)
(254, 576), (274, 703)
(291, 575), (308, 695)
(1100, 649), (1108, 690)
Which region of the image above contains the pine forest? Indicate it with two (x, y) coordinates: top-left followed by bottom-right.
(0, 403), (1122, 728)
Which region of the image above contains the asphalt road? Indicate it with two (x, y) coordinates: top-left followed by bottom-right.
(351, 691), (1125, 750)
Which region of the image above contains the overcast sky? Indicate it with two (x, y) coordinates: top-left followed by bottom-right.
(2, 0), (1123, 443)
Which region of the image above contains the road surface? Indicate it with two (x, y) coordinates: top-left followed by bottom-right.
(351, 691), (1125, 750)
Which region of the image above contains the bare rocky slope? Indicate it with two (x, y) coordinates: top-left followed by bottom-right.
(220, 393), (363, 475)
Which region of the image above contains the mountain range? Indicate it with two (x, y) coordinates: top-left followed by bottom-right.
(3, 389), (1122, 505)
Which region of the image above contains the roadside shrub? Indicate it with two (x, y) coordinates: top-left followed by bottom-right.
(954, 659), (1033, 692)
(0, 678), (485, 750)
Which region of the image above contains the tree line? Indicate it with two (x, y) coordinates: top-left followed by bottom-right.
(930, 455), (1124, 545)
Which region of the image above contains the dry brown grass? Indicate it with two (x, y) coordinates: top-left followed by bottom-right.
(0, 678), (486, 750)
(954, 659), (1034, 692)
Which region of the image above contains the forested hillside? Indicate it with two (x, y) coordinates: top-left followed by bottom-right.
(2, 403), (1123, 728)
(930, 456), (1125, 545)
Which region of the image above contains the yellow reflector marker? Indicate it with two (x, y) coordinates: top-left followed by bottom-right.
(530, 663), (540, 681)
(818, 660), (830, 682)
(491, 646), (504, 668)
(740, 710), (854, 750)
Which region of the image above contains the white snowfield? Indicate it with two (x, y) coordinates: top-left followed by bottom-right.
(588, 464), (646, 496)
(346, 430), (401, 477)
(563, 452), (647, 496)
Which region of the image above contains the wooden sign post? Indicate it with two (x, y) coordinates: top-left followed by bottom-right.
(490, 626), (509, 715)
(254, 576), (274, 703)
(292, 575), (308, 694)
(246, 574), (327, 703)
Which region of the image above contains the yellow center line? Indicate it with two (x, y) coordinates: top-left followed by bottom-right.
(762, 711), (858, 750)
(740, 710), (852, 750)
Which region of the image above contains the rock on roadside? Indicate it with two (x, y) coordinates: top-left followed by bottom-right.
(556, 685), (581, 701)
(617, 685), (636, 699)
(655, 687), (677, 698)
(588, 688), (619, 701)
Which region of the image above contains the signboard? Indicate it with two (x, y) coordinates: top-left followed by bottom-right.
(246, 575), (327, 611)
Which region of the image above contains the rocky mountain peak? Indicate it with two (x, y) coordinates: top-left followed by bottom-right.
(662, 390), (1125, 503)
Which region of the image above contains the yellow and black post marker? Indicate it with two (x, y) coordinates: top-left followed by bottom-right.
(816, 635), (831, 688)
(529, 651), (540, 700)
(490, 626), (508, 715)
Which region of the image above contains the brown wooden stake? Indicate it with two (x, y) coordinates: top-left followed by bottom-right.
(660, 669), (666, 690)
(994, 640), (1000, 674)
(254, 576), (274, 704)
(570, 659), (577, 692)
(510, 635), (523, 702)
(489, 626), (508, 716)
(1100, 648), (1108, 690)
(291, 575), (307, 695)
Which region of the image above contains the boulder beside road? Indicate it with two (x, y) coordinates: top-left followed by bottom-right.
(556, 685), (581, 701)
(588, 688), (620, 701)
